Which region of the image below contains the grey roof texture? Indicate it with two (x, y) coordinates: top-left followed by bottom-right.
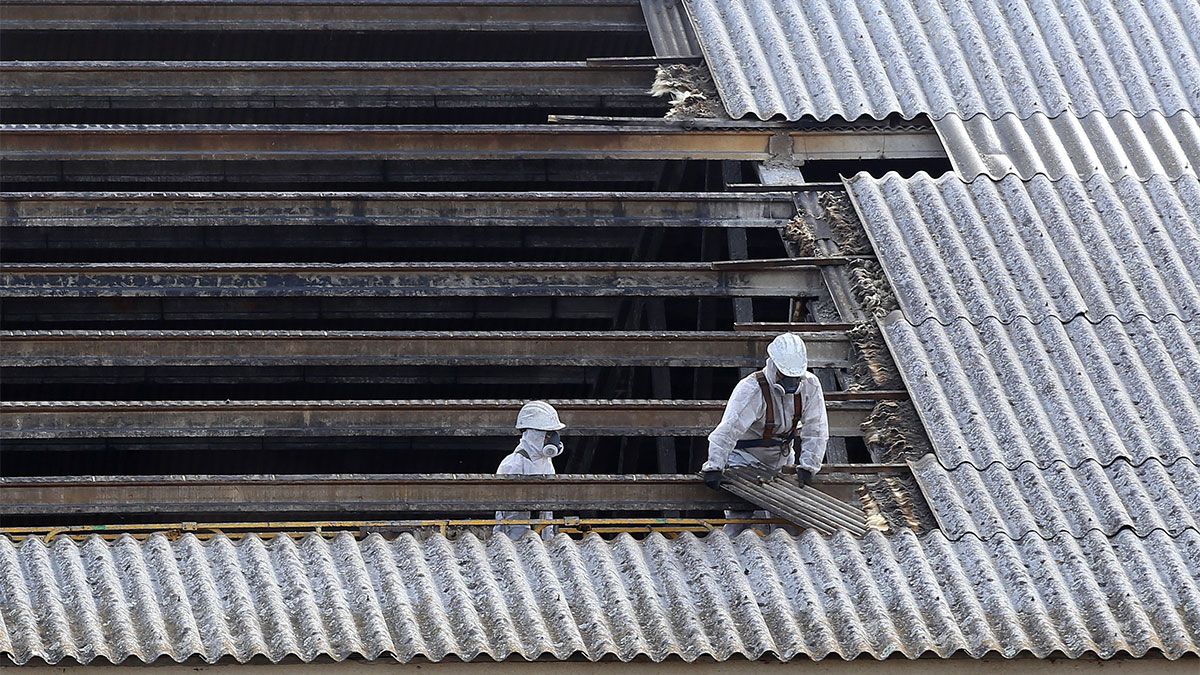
(934, 111), (1200, 180)
(682, 0), (1200, 121)
(3, 529), (1198, 665)
(881, 310), (1199, 470)
(911, 455), (1199, 539)
(846, 173), (1200, 325)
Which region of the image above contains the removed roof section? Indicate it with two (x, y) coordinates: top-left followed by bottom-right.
(683, 0), (1200, 121)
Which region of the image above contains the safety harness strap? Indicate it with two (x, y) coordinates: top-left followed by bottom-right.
(754, 371), (775, 439)
(738, 371), (805, 450)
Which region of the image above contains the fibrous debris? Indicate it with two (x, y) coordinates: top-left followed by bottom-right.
(652, 64), (724, 119)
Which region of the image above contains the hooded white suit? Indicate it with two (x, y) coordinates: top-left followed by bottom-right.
(703, 356), (829, 534)
(494, 428), (563, 540)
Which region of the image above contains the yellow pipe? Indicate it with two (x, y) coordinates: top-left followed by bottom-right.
(4, 517), (789, 542)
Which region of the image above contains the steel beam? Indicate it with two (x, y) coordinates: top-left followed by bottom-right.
(0, 1), (648, 33)
(0, 474), (747, 516)
(0, 262), (827, 298)
(0, 61), (659, 110)
(0, 399), (876, 438)
(0, 191), (797, 229)
(0, 125), (946, 162)
(0, 330), (852, 368)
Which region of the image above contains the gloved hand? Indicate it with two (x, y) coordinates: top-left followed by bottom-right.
(797, 468), (813, 486)
(702, 469), (723, 489)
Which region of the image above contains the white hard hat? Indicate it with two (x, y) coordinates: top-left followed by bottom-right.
(515, 400), (566, 431)
(767, 333), (809, 376)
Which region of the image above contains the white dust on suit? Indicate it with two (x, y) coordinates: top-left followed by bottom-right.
(703, 357), (828, 533)
(494, 428), (563, 540)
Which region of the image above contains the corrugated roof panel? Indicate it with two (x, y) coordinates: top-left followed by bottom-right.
(640, 0), (701, 57)
(2, 529), (1197, 665)
(935, 112), (1200, 180)
(846, 173), (1200, 325)
(683, 0), (1200, 121)
(882, 313), (1200, 470)
(911, 455), (1200, 539)
(720, 466), (869, 535)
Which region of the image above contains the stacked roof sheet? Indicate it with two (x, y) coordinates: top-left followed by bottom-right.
(3, 529), (1198, 665)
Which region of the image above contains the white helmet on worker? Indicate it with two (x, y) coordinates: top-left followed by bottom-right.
(516, 400), (566, 431)
(767, 332), (809, 377)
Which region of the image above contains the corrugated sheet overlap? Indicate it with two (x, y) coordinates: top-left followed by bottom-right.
(682, 0), (1200, 121)
(934, 112), (1200, 180)
(911, 455), (1200, 539)
(2, 529), (1198, 665)
(847, 173), (1200, 324)
(882, 313), (1200, 470)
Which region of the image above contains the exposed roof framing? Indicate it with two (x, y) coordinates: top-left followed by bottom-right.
(0, 330), (852, 368)
(0, 399), (879, 439)
(0, 61), (661, 111)
(0, 0), (649, 33)
(0, 191), (797, 229)
(0, 261), (830, 298)
(0, 473), (749, 516)
(0, 124), (946, 162)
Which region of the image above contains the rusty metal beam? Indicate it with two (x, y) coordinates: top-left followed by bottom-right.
(0, 191), (797, 229)
(0, 1), (649, 33)
(0, 61), (659, 110)
(0, 262), (827, 298)
(0, 399), (876, 438)
(0, 474), (747, 516)
(0, 125), (946, 162)
(0, 330), (852, 368)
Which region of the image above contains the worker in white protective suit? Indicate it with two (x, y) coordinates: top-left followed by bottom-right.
(494, 400), (566, 540)
(701, 333), (828, 535)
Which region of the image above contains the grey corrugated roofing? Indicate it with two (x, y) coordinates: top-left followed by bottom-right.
(935, 112), (1200, 180)
(3, 529), (1198, 665)
(846, 173), (1200, 324)
(911, 455), (1199, 539)
(682, 0), (1200, 121)
(882, 313), (1200, 470)
(640, 0), (701, 57)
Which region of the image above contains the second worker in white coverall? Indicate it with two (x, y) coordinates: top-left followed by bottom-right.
(701, 332), (829, 534)
(494, 400), (566, 540)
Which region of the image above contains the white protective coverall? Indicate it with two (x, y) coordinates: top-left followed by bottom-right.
(703, 357), (828, 533)
(494, 428), (563, 540)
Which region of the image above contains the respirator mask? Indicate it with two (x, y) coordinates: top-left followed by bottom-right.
(779, 375), (801, 394)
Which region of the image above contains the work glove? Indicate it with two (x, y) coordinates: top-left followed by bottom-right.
(702, 469), (723, 489)
(797, 468), (814, 486)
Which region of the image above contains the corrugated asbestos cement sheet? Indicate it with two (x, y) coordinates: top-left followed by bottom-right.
(911, 454), (1200, 539)
(641, 0), (702, 57)
(2, 529), (1198, 665)
(935, 112), (1200, 180)
(846, 173), (1200, 324)
(883, 313), (1200, 469)
(682, 0), (1200, 121)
